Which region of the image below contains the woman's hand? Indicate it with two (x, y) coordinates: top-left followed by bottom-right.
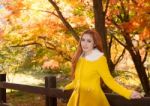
(131, 91), (143, 99)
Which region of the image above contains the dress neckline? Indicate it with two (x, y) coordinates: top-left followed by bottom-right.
(80, 55), (104, 63)
(80, 48), (104, 62)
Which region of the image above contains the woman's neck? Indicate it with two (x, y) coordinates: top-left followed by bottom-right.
(82, 50), (93, 57)
(81, 48), (104, 61)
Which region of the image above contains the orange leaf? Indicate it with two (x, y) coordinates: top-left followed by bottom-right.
(110, 0), (118, 5)
(140, 27), (150, 40)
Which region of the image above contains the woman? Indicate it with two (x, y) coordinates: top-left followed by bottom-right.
(65, 29), (142, 106)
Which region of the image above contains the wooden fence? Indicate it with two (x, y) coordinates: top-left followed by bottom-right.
(0, 74), (150, 106)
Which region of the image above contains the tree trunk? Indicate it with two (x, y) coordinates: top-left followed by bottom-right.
(134, 57), (150, 95)
(93, 0), (150, 95)
(124, 33), (150, 95)
(128, 50), (150, 95)
(93, 0), (115, 71)
(93, 0), (107, 55)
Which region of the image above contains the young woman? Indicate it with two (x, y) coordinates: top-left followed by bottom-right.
(65, 29), (142, 106)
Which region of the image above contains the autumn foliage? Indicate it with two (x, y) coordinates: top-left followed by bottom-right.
(0, 0), (149, 94)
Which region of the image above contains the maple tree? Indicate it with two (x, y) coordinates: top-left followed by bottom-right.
(48, 0), (150, 94)
(0, 0), (77, 74)
(0, 0), (78, 60)
(105, 0), (150, 95)
(0, 0), (150, 95)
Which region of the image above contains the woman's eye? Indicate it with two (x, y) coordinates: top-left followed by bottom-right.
(81, 38), (85, 41)
(87, 40), (92, 43)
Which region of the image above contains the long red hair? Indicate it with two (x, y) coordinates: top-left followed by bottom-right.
(71, 29), (103, 78)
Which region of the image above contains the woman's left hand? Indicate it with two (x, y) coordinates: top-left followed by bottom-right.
(131, 91), (143, 99)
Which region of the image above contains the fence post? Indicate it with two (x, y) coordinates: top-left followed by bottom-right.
(45, 76), (57, 106)
(0, 74), (6, 103)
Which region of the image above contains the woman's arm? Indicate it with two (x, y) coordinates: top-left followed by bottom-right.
(97, 56), (141, 99)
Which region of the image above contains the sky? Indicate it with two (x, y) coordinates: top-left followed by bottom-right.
(0, 5), (4, 9)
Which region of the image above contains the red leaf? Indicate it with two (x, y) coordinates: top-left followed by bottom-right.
(110, 0), (118, 5)
(140, 27), (150, 40)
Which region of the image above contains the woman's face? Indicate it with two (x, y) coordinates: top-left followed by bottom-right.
(81, 33), (95, 54)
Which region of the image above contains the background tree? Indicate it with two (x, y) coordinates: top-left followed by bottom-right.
(105, 0), (150, 95)
(48, 0), (150, 95)
(0, 0), (149, 95)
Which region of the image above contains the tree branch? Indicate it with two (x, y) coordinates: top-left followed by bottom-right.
(114, 48), (126, 66)
(10, 42), (42, 47)
(107, 30), (126, 48)
(142, 50), (148, 64)
(142, 41), (149, 63)
(20, 8), (60, 18)
(131, 0), (138, 4)
(45, 45), (71, 61)
(108, 34), (113, 59)
(48, 0), (79, 41)
(104, 0), (110, 16)
(11, 36), (71, 61)
(119, 0), (129, 22)
(39, 36), (71, 61)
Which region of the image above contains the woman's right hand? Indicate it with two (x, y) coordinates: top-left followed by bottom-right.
(131, 91), (143, 99)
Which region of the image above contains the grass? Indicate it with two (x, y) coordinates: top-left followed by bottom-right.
(7, 91), (45, 106)
(7, 91), (66, 106)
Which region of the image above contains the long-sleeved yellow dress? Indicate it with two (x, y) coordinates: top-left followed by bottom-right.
(65, 53), (132, 106)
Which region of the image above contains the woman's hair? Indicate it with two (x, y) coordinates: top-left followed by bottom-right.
(71, 29), (103, 78)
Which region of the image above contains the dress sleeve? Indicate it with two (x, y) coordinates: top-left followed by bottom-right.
(97, 56), (133, 100)
(64, 79), (76, 90)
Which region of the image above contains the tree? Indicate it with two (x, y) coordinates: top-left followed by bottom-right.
(105, 0), (150, 95)
(0, 0), (78, 61)
(48, 0), (150, 95)
(1, 0), (150, 95)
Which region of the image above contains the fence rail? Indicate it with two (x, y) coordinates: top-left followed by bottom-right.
(0, 82), (65, 98)
(0, 74), (150, 106)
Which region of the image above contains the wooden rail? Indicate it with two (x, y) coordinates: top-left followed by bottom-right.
(0, 82), (65, 98)
(0, 74), (150, 106)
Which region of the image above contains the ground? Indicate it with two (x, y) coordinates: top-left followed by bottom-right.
(4, 71), (68, 106)
(7, 91), (66, 106)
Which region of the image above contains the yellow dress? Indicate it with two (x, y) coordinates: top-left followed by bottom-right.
(65, 55), (132, 106)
